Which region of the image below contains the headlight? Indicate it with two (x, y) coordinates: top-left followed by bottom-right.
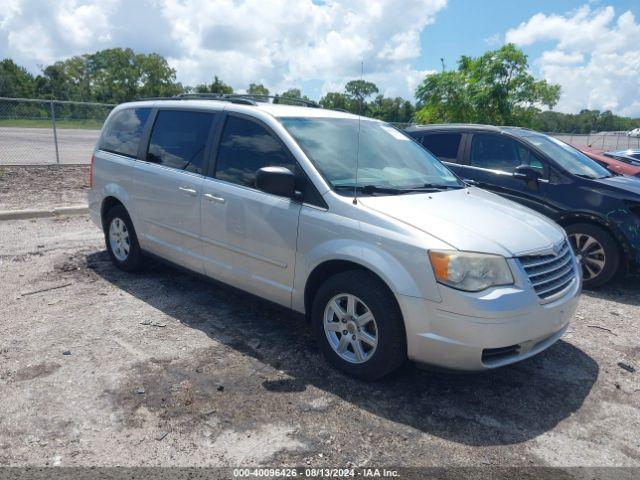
(428, 250), (514, 292)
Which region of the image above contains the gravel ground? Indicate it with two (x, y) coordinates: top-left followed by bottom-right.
(0, 215), (638, 469)
(0, 165), (89, 211)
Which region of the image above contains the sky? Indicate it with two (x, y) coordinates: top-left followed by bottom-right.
(1, 0), (639, 116)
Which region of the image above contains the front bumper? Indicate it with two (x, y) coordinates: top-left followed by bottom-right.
(397, 265), (581, 371)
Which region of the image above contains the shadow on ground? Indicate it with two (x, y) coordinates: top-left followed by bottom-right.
(581, 274), (640, 307)
(87, 251), (599, 447)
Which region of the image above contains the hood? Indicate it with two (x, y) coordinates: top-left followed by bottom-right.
(592, 175), (640, 195)
(359, 187), (566, 257)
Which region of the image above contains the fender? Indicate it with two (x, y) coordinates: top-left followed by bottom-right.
(101, 183), (142, 235)
(292, 238), (441, 313)
(557, 210), (636, 264)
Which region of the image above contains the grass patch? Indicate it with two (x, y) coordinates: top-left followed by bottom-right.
(0, 118), (103, 130)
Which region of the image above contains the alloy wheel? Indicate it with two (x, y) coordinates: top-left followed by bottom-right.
(323, 293), (378, 364)
(109, 217), (130, 262)
(569, 233), (606, 281)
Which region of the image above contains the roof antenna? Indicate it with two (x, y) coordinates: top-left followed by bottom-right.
(353, 59), (364, 205)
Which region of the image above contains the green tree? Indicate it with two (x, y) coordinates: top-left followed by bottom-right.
(344, 79), (379, 106)
(135, 53), (183, 98)
(0, 59), (36, 98)
(370, 95), (415, 123)
(280, 88), (303, 99)
(247, 83), (269, 100)
(35, 56), (92, 101)
(533, 109), (640, 134)
(88, 48), (141, 103)
(319, 92), (352, 111)
(276, 88), (313, 105)
(33, 48), (184, 103)
(414, 44), (561, 126)
(195, 75), (233, 94)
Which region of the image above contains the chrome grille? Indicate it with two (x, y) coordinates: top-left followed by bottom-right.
(518, 241), (576, 300)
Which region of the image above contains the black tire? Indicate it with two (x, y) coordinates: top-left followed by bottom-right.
(566, 223), (620, 289)
(104, 205), (143, 272)
(311, 270), (407, 381)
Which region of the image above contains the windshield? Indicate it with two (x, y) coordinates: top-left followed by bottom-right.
(278, 117), (462, 194)
(515, 132), (611, 179)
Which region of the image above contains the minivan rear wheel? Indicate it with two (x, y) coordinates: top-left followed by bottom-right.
(311, 270), (406, 380)
(104, 205), (143, 272)
(566, 223), (620, 289)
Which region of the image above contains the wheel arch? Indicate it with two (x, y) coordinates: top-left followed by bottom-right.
(303, 259), (402, 319)
(556, 211), (630, 267)
(100, 196), (126, 230)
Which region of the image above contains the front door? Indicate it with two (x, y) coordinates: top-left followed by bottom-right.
(200, 113), (301, 307)
(457, 132), (553, 215)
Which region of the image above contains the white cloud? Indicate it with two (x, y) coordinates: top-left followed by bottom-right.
(484, 33), (502, 47)
(506, 5), (640, 117)
(539, 50), (584, 65)
(0, 0), (448, 100)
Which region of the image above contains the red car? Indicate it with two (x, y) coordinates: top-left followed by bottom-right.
(578, 146), (640, 177)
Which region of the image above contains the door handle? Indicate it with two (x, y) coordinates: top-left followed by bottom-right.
(203, 193), (226, 204)
(179, 186), (198, 196)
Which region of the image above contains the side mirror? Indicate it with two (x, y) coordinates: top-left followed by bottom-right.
(513, 164), (542, 182)
(255, 166), (296, 197)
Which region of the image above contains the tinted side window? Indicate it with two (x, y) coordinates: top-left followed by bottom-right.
(100, 108), (151, 157)
(515, 142), (545, 171)
(146, 110), (216, 174)
(421, 133), (462, 162)
(215, 116), (296, 188)
(471, 134), (527, 173)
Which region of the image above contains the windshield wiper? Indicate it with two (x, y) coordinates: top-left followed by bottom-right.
(334, 184), (408, 195)
(575, 173), (611, 180)
(410, 183), (464, 191)
(334, 183), (463, 196)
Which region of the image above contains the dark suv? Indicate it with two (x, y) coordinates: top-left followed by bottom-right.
(405, 124), (640, 288)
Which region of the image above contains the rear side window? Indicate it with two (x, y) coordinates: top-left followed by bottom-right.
(100, 108), (151, 157)
(215, 115), (296, 188)
(146, 110), (217, 174)
(421, 133), (462, 162)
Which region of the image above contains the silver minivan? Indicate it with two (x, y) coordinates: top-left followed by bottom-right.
(89, 97), (581, 380)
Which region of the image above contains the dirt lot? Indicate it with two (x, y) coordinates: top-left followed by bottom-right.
(0, 214), (638, 469)
(0, 165), (89, 211)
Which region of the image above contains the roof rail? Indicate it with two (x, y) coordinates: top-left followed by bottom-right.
(174, 93), (258, 105)
(172, 93), (320, 108)
(134, 92), (325, 109)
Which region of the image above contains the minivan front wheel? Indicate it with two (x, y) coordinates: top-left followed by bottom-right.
(311, 270), (406, 380)
(104, 205), (143, 272)
(566, 223), (620, 288)
(323, 293), (379, 364)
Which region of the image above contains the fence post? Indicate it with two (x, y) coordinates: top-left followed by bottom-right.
(601, 134), (605, 149)
(50, 100), (60, 164)
(616, 134), (620, 149)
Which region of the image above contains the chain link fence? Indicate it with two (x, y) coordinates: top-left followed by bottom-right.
(544, 132), (640, 151)
(392, 123), (640, 151)
(2, 97), (640, 165)
(0, 97), (114, 165)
